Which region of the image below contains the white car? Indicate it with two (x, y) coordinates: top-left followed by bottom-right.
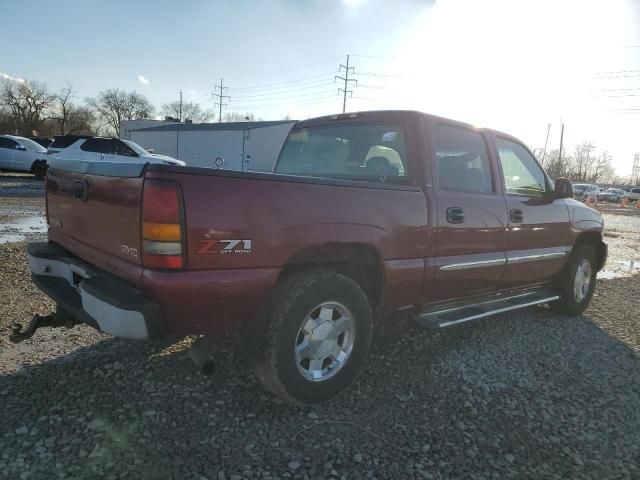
(629, 187), (640, 203)
(0, 135), (49, 178)
(50, 136), (185, 166)
(572, 183), (601, 202)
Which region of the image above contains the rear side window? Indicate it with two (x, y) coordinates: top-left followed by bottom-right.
(433, 124), (493, 194)
(81, 138), (118, 154)
(275, 123), (408, 181)
(0, 138), (17, 149)
(496, 138), (547, 196)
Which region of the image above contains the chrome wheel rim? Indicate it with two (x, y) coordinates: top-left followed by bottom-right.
(573, 259), (592, 303)
(294, 302), (355, 382)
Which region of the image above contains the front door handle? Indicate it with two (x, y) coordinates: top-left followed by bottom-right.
(510, 208), (523, 223)
(446, 207), (465, 224)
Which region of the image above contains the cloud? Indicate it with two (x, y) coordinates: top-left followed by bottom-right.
(137, 74), (150, 85)
(0, 72), (25, 83)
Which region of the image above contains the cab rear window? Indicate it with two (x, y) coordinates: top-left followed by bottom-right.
(275, 123), (408, 182)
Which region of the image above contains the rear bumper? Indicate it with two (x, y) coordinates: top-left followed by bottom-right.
(27, 242), (162, 340)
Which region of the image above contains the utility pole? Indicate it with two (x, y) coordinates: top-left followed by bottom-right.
(178, 89), (183, 122)
(213, 78), (230, 123)
(558, 122), (565, 164)
(335, 55), (357, 113)
(541, 123), (551, 165)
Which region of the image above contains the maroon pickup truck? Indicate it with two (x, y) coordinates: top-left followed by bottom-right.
(20, 110), (606, 404)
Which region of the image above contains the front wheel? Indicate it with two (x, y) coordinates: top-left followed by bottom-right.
(550, 244), (597, 316)
(255, 269), (372, 405)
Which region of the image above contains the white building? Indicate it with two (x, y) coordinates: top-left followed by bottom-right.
(121, 120), (295, 172)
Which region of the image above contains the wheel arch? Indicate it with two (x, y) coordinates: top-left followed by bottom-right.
(573, 231), (607, 271)
(278, 242), (385, 310)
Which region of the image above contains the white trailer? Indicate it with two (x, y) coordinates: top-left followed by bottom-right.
(125, 121), (295, 172)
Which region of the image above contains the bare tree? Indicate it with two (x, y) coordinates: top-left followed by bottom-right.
(53, 83), (75, 135)
(590, 151), (613, 184)
(0, 79), (54, 135)
(86, 89), (154, 136)
(160, 101), (214, 123)
(223, 112), (257, 122)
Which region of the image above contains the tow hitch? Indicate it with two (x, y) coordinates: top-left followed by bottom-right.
(9, 308), (76, 344)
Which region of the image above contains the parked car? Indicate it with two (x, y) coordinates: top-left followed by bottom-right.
(572, 183), (601, 201)
(0, 135), (49, 178)
(629, 187), (640, 204)
(49, 135), (185, 166)
(28, 136), (54, 149)
(600, 188), (628, 203)
(20, 110), (607, 404)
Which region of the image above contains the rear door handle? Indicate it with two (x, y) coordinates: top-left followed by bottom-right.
(446, 207), (465, 224)
(510, 208), (523, 223)
(72, 180), (89, 201)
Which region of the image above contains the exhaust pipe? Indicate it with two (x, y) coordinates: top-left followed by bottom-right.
(189, 336), (216, 375)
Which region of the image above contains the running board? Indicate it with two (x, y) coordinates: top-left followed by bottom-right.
(416, 290), (560, 330)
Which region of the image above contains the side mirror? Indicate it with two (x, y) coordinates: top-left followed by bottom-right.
(554, 177), (573, 199)
(15, 144), (26, 151)
(147, 148), (155, 153)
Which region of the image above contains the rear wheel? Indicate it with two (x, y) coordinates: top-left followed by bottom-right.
(32, 161), (48, 180)
(255, 269), (372, 404)
(550, 244), (597, 316)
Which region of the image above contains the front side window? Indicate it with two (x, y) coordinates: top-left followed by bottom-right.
(275, 123), (408, 181)
(18, 137), (47, 152)
(496, 138), (547, 196)
(117, 140), (138, 157)
(433, 124), (493, 194)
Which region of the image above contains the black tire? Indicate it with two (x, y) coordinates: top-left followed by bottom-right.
(549, 244), (597, 316)
(255, 269), (372, 405)
(32, 161), (48, 180)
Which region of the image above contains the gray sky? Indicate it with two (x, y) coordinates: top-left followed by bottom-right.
(1, 0), (639, 175)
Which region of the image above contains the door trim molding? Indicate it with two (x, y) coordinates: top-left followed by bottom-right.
(439, 246), (571, 271)
(440, 258), (506, 271)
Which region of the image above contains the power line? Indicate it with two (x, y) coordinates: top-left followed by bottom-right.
(232, 92), (339, 108)
(232, 81), (334, 99)
(233, 89), (337, 104)
(592, 87), (640, 92)
(230, 95), (340, 111)
(226, 56), (343, 81)
(232, 72), (337, 91)
(596, 69), (640, 75)
(335, 54), (357, 113)
(212, 78), (230, 122)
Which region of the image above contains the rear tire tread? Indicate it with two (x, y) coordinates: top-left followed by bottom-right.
(254, 269), (372, 405)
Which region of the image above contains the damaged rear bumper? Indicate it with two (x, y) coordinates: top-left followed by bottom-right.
(27, 242), (162, 340)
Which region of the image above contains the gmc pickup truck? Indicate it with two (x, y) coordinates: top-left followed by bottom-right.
(19, 110), (606, 404)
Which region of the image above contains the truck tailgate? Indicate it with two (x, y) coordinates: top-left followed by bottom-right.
(45, 160), (145, 284)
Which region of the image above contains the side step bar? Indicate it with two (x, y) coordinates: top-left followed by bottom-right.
(416, 290), (560, 330)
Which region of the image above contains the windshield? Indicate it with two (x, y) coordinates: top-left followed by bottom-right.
(122, 140), (149, 155)
(572, 184), (588, 193)
(16, 137), (47, 153)
(275, 123), (408, 181)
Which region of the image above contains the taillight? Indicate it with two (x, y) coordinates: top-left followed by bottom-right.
(141, 179), (185, 269)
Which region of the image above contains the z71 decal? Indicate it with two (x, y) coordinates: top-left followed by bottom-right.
(197, 239), (253, 255)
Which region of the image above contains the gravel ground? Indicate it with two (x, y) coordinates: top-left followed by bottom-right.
(597, 203), (640, 279)
(1, 199), (639, 479)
